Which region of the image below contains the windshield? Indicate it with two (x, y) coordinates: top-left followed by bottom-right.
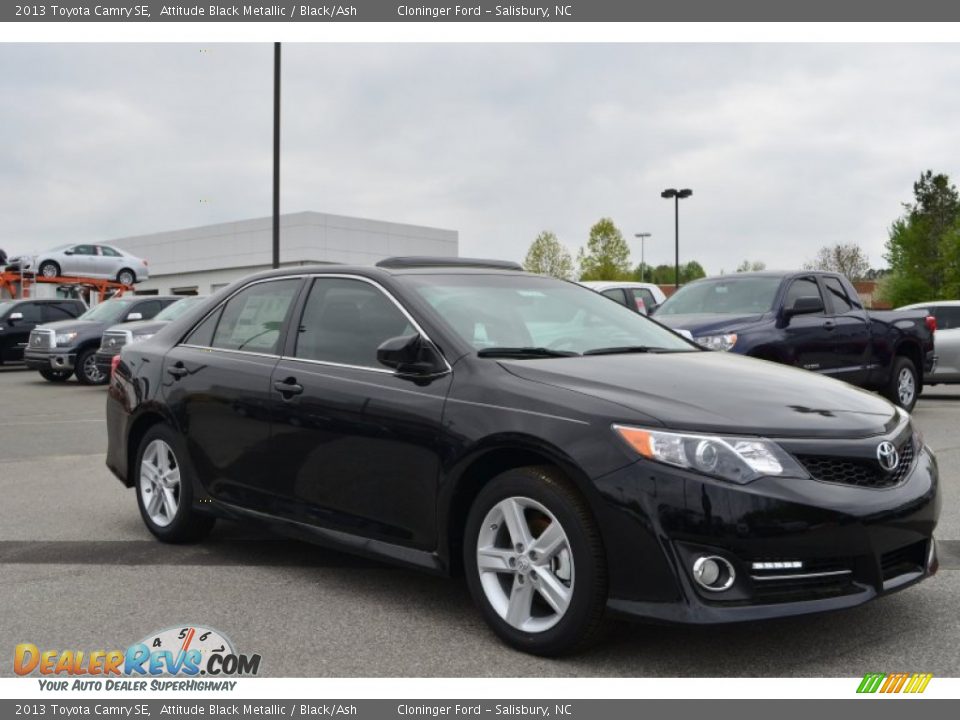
(0, 301), (13, 317)
(399, 274), (695, 356)
(79, 301), (130, 323)
(155, 296), (203, 321)
(656, 277), (783, 316)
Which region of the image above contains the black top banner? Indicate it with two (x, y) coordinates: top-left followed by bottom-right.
(5, 0), (960, 22)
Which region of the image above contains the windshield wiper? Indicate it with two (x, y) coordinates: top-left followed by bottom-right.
(583, 345), (677, 356)
(477, 347), (579, 359)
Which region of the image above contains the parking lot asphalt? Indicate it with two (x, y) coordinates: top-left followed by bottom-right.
(1, 364), (959, 677)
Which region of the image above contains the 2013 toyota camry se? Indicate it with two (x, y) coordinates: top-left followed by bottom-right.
(106, 258), (940, 655)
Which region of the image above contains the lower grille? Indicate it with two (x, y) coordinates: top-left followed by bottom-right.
(798, 440), (914, 489)
(752, 573), (858, 604)
(881, 541), (927, 580)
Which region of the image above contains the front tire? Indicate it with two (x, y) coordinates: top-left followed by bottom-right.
(38, 261), (60, 278)
(39, 368), (73, 382)
(134, 424), (215, 543)
(75, 348), (107, 385)
(886, 356), (919, 412)
(463, 466), (607, 656)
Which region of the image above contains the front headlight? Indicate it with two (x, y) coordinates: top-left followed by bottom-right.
(55, 332), (78, 346)
(613, 425), (808, 484)
(695, 333), (738, 351)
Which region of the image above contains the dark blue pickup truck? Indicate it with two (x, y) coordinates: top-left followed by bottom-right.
(653, 271), (937, 411)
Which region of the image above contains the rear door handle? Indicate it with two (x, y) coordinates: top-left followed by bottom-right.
(167, 363), (188, 379)
(274, 378), (304, 398)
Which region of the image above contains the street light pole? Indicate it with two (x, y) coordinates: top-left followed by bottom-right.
(272, 42), (281, 270)
(660, 188), (692, 289)
(634, 233), (651, 282)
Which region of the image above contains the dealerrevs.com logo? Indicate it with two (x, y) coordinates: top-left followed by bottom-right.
(857, 673), (933, 694)
(14, 625), (261, 690)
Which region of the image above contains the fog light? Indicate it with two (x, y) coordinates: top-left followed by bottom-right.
(692, 555), (736, 592)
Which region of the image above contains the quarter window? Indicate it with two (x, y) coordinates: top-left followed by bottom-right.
(934, 306), (960, 330)
(210, 279), (300, 354)
(99, 246), (122, 257)
(601, 288), (628, 306)
(295, 278), (414, 368)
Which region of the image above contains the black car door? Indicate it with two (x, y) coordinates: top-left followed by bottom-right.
(2, 302), (42, 362)
(780, 277), (837, 373)
(267, 275), (452, 551)
(161, 277), (303, 507)
(820, 275), (871, 385)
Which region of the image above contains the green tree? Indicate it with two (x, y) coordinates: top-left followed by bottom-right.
(804, 242), (870, 279)
(523, 231), (575, 279)
(578, 218), (632, 281)
(882, 170), (960, 306)
(736, 260), (767, 272)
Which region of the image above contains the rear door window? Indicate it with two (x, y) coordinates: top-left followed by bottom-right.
(934, 306), (960, 330)
(601, 288), (629, 306)
(211, 279), (301, 354)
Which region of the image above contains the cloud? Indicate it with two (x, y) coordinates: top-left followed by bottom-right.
(2, 43), (960, 275)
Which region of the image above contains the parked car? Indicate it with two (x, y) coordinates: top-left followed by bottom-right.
(0, 299), (86, 364)
(580, 281), (666, 315)
(106, 258), (938, 656)
(897, 301), (960, 385)
(653, 272), (936, 411)
(5, 243), (149, 286)
(25, 295), (179, 384)
(95, 296), (206, 377)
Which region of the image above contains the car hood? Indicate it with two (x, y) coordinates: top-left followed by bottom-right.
(105, 319), (167, 335)
(36, 319), (108, 335)
(654, 313), (767, 334)
(499, 351), (898, 439)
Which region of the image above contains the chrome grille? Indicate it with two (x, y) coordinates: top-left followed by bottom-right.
(28, 329), (54, 350)
(798, 439), (914, 489)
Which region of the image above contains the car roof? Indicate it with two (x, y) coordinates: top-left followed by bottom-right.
(898, 300), (960, 309)
(234, 261), (544, 284)
(580, 281), (660, 290)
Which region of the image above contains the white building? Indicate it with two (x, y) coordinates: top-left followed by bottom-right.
(110, 211), (459, 296)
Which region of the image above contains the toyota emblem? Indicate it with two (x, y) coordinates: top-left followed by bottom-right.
(877, 441), (900, 472)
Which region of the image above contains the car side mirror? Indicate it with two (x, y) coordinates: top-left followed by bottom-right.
(377, 334), (446, 377)
(125, 312), (143, 322)
(64, 250), (74, 256)
(8, 312), (23, 323)
(783, 296), (824, 322)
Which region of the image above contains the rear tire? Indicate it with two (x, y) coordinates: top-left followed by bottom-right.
(38, 261), (60, 278)
(39, 368), (73, 382)
(75, 348), (107, 386)
(117, 268), (136, 286)
(134, 424), (215, 544)
(885, 356), (919, 412)
(463, 466), (607, 656)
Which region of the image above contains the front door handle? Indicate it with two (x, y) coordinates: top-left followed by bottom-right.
(823, 321), (836, 331)
(274, 378), (304, 398)
(167, 363), (188, 379)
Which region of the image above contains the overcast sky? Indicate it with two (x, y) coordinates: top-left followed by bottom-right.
(3, 43), (960, 274)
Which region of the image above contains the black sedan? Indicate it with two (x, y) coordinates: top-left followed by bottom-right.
(106, 258), (940, 655)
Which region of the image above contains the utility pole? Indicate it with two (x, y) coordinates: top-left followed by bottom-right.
(272, 42), (281, 269)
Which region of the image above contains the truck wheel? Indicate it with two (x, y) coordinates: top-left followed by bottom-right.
(463, 466), (607, 656)
(134, 424), (215, 543)
(39, 368), (73, 382)
(75, 348), (107, 386)
(886, 356), (919, 412)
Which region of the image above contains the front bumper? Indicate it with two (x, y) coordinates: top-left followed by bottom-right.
(24, 348), (76, 372)
(95, 349), (118, 377)
(595, 441), (940, 624)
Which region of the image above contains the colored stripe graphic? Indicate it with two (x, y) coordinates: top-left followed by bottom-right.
(857, 673), (933, 694)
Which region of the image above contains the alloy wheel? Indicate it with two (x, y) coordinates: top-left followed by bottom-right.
(898, 367), (915, 406)
(475, 496), (575, 633)
(139, 439), (181, 527)
(83, 354), (103, 383)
